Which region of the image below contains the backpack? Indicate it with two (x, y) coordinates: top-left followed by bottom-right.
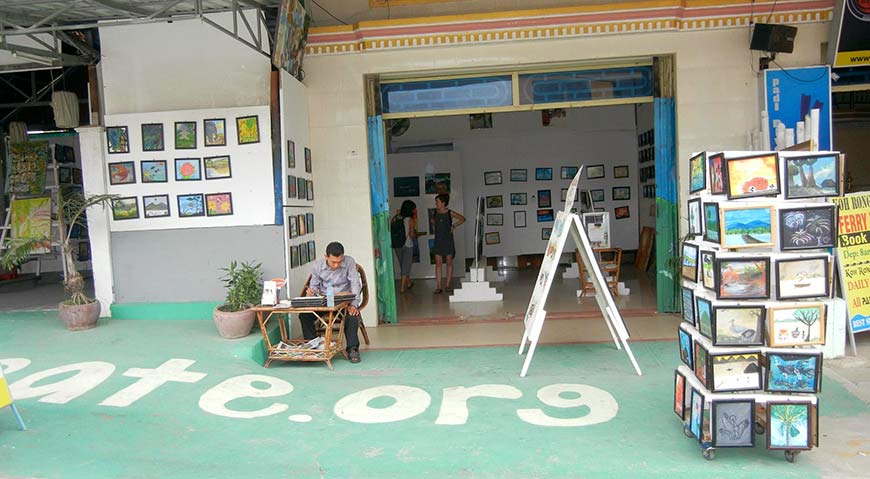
(390, 216), (406, 248)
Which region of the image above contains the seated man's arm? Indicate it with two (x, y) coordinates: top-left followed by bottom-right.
(347, 259), (362, 309)
(308, 264), (322, 295)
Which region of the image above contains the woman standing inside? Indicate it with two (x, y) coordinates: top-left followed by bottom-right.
(431, 194), (465, 293)
(393, 200), (417, 293)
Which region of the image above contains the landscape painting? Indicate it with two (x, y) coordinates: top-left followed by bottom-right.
(143, 195), (170, 218)
(712, 306), (764, 346)
(510, 193), (527, 205)
(703, 202), (720, 243)
(425, 173), (451, 194)
(768, 304), (826, 347)
(696, 297), (713, 339)
(712, 400), (755, 447)
(725, 153), (780, 199)
(174, 121), (197, 149)
(689, 152), (706, 193)
(679, 327), (693, 369)
(716, 258), (769, 300)
(720, 205), (774, 248)
(767, 402), (812, 450)
(111, 197), (138, 220)
(766, 352), (822, 394)
(682, 287), (694, 325)
(694, 341), (708, 387)
(776, 256), (830, 300)
(784, 154), (839, 199)
(204, 156), (232, 180)
(681, 242), (699, 282)
(779, 205), (837, 251)
(710, 352), (761, 392)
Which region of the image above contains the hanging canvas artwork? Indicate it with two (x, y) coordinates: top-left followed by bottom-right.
(689, 388), (705, 441)
(767, 402), (812, 450)
(707, 153), (725, 195)
(724, 153), (780, 199)
(484, 171), (503, 185)
(561, 166), (579, 180)
(536, 209), (554, 222)
(425, 173), (451, 194)
(681, 242), (699, 282)
(689, 152), (706, 193)
(8, 142), (48, 195)
(784, 154), (839, 199)
(779, 205), (837, 251)
(393, 176), (420, 197)
(674, 370), (687, 420)
(696, 296), (713, 339)
(486, 213), (504, 226)
(765, 352), (822, 394)
(720, 205), (775, 249)
(712, 400), (755, 448)
(614, 206), (630, 219)
(174, 122), (197, 149)
(586, 165), (605, 179)
(484, 232), (500, 245)
(709, 351), (761, 392)
(682, 287), (695, 325)
(535, 167), (553, 181)
(510, 169), (527, 182)
(287, 175), (297, 199)
(10, 196), (51, 253)
(678, 327), (693, 369)
(694, 341), (709, 388)
(688, 198), (702, 236)
(143, 195), (171, 218)
(141, 160), (167, 183)
(613, 165), (629, 179)
(510, 193), (527, 205)
(712, 306), (764, 346)
(204, 156), (232, 180)
(590, 189), (605, 202)
(175, 158), (202, 181)
(703, 202), (720, 243)
(106, 126), (130, 154)
(178, 194), (205, 217)
(700, 250), (716, 290)
(109, 161), (136, 185)
(775, 256), (830, 300)
(236, 115), (260, 144)
(304, 147), (312, 173)
(767, 304), (826, 347)
(272, 0), (311, 77)
(715, 257), (769, 300)
(203, 118), (227, 147)
(111, 197), (139, 220)
(206, 193), (234, 216)
(486, 195), (503, 208)
(537, 189), (552, 208)
(141, 123), (164, 151)
(287, 140), (296, 168)
(514, 210), (526, 228)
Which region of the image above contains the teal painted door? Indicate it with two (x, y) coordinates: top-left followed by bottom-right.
(367, 115), (397, 323)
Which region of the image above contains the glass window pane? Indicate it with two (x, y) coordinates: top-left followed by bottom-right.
(518, 67), (653, 105)
(381, 76), (513, 114)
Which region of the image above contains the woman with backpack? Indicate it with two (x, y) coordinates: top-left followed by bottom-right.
(392, 200), (417, 293)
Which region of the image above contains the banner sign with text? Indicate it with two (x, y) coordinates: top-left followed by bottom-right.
(764, 66), (832, 151)
(831, 193), (870, 333)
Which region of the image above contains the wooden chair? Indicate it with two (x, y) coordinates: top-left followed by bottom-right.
(576, 247), (622, 297)
(299, 263), (371, 345)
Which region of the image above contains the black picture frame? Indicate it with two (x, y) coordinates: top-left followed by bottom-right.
(204, 155), (232, 180)
(764, 351), (823, 394)
(304, 147), (312, 173)
(174, 158), (202, 181)
(700, 250), (716, 290)
(783, 153), (840, 199)
(612, 186), (631, 201)
(514, 210), (526, 228)
(289, 215), (298, 238)
(140, 123), (164, 152)
(393, 176), (420, 197)
(681, 286), (695, 325)
(708, 350), (762, 393)
(590, 189), (605, 202)
(203, 118), (227, 147)
(775, 256), (831, 300)
(235, 115), (260, 145)
(486, 213), (504, 226)
(711, 305), (765, 346)
(766, 402), (814, 451)
(111, 196), (139, 220)
(712, 399), (756, 448)
(714, 257), (770, 300)
(674, 370), (687, 420)
(510, 169), (528, 182)
(613, 165), (629, 179)
(680, 241), (699, 282)
(678, 326), (694, 369)
(723, 152), (781, 199)
(484, 171), (503, 185)
(537, 189), (552, 208)
(108, 161), (136, 185)
(142, 194), (171, 218)
(297, 177), (307, 199)
(509, 192), (527, 205)
(205, 192), (234, 216)
(174, 121), (197, 149)
(778, 205), (837, 251)
(307, 180), (314, 201)
(587, 165), (605, 179)
(177, 193), (205, 217)
(140, 160), (168, 184)
(106, 126), (130, 154)
(702, 202), (720, 243)
(560, 166), (579, 180)
(688, 152), (707, 194)
(535, 167), (553, 181)
(687, 197), (703, 236)
(287, 175), (297, 199)
(287, 140), (296, 168)
(541, 227), (552, 240)
(486, 195), (503, 208)
(695, 296), (713, 339)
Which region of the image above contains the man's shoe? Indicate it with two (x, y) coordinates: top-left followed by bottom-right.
(348, 348), (361, 363)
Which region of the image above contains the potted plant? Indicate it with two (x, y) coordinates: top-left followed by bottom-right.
(213, 260), (263, 339)
(1, 188), (117, 330)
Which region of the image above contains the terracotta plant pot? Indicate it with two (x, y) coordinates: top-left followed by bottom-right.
(59, 300), (101, 331)
(213, 305), (256, 339)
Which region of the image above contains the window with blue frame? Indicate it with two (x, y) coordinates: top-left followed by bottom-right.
(381, 76), (513, 114)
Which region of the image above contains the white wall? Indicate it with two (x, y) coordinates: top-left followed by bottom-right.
(636, 102), (656, 231)
(302, 23), (831, 320)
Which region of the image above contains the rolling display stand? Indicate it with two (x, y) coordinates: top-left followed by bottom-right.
(675, 150), (839, 462)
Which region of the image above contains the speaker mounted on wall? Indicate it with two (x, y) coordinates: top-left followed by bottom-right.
(750, 23), (798, 54)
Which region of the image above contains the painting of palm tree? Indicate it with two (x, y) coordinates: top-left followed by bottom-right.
(768, 403), (811, 449)
(779, 206), (837, 250)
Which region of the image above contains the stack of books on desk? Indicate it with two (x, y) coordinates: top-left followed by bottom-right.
(290, 293), (357, 308)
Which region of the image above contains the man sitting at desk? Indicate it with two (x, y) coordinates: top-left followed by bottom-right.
(301, 241), (363, 363)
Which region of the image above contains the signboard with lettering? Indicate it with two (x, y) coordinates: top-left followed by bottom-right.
(764, 66), (832, 151)
(831, 193), (870, 334)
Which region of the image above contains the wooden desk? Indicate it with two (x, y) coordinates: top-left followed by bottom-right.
(252, 303), (348, 370)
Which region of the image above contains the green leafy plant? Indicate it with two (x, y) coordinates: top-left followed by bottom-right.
(1, 188), (117, 306)
(219, 260), (263, 312)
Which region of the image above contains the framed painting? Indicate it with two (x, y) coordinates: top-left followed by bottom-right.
(541, 227), (552, 240)
(308, 241), (316, 262)
(175, 158), (202, 181)
(535, 167), (553, 181)
(561, 188), (568, 202)
(484, 171), (503, 185)
(287, 175), (297, 199)
(587, 165), (605, 179)
(724, 153), (780, 199)
(709, 351), (762, 392)
(678, 327), (694, 369)
(177, 194), (205, 217)
(111, 197), (139, 220)
(108, 161), (136, 185)
(236, 115), (260, 144)
(674, 370), (687, 420)
(298, 214), (307, 236)
(486, 213), (504, 226)
(779, 205), (837, 251)
(393, 176), (420, 197)
(174, 121), (197, 149)
(613, 186), (631, 201)
(561, 166), (579, 180)
(300, 243), (309, 264)
(720, 205), (775, 249)
(203, 118), (226, 146)
(290, 245), (299, 268)
(689, 152), (706, 193)
(425, 172), (450, 194)
(204, 155), (232, 180)
(510, 192), (527, 205)
(484, 232), (500, 245)
(696, 296), (713, 339)
(693, 340), (709, 389)
(687, 198), (702, 236)
(680, 241), (699, 282)
(715, 257), (769, 300)
(304, 147), (312, 173)
(143, 194), (171, 218)
(140, 160), (167, 183)
(700, 250), (716, 290)
(590, 189), (605, 202)
(106, 126), (130, 154)
(681, 286), (695, 325)
(536, 209), (554, 222)
(614, 206), (630, 219)
(707, 153), (725, 195)
(141, 123), (164, 151)
(689, 387), (705, 442)
(766, 351), (822, 393)
(58, 166), (73, 184)
(767, 303), (826, 347)
(510, 169), (528, 182)
(712, 306), (764, 346)
(297, 177), (307, 199)
(776, 256), (830, 300)
(486, 195), (503, 208)
(514, 210), (526, 228)
(784, 153), (840, 199)
(702, 202), (720, 243)
(287, 140), (296, 168)
(767, 402), (813, 450)
(289, 215), (298, 238)
(306, 213), (314, 233)
(613, 165), (629, 179)
(537, 189), (552, 208)
(205, 193), (233, 216)
(712, 400), (755, 448)
(307, 180), (314, 201)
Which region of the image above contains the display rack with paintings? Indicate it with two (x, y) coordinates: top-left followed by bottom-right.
(674, 150), (839, 462)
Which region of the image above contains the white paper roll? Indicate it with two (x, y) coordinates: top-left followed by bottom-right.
(796, 121), (805, 143)
(761, 110), (771, 150)
(785, 128), (795, 148)
(811, 108), (820, 149)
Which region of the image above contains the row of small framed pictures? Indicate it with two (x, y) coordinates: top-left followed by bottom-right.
(109, 157), (231, 185)
(289, 213), (314, 239)
(682, 245), (833, 301)
(106, 116), (261, 154)
(681, 287), (827, 347)
(689, 201), (837, 251)
(638, 146), (655, 164)
(638, 129), (654, 147)
(641, 184), (656, 198)
(689, 151), (842, 200)
(484, 167), (579, 184)
(110, 193), (233, 220)
(484, 227), (554, 245)
(678, 331), (823, 394)
(639, 165), (655, 182)
(286, 175), (314, 201)
(286, 140), (312, 173)
(677, 370), (818, 450)
(289, 241), (316, 269)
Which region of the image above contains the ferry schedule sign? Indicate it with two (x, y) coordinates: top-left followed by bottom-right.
(831, 193), (870, 334)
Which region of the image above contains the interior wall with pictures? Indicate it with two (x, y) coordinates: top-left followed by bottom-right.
(389, 106), (640, 255)
(635, 102), (656, 231)
(386, 151), (466, 279)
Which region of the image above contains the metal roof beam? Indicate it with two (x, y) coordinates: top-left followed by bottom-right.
(0, 42), (91, 65)
(91, 0), (154, 18)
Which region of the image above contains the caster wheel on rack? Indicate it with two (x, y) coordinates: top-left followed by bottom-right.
(784, 450), (800, 463)
(754, 422), (765, 435)
(702, 448), (716, 461)
(684, 426), (694, 438)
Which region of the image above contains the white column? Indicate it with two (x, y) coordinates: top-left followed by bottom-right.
(76, 126), (114, 317)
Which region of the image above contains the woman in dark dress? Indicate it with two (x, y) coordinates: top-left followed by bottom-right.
(431, 193), (465, 293)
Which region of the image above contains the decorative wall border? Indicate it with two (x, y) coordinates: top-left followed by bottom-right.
(306, 0), (833, 56)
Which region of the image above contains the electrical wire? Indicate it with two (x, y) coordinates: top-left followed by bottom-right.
(766, 0), (779, 23)
(309, 0), (348, 25)
(770, 59), (830, 82)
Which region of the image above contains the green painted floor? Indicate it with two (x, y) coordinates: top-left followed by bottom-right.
(0, 311), (867, 479)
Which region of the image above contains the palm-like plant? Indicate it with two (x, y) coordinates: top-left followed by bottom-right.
(1, 188), (117, 305)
